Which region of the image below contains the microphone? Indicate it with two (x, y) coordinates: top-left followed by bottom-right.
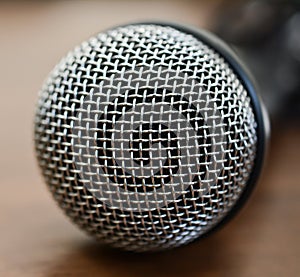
(34, 22), (269, 252)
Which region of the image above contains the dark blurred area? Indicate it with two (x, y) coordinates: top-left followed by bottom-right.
(212, 0), (300, 127)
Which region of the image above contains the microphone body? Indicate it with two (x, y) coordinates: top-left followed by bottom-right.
(34, 22), (269, 252)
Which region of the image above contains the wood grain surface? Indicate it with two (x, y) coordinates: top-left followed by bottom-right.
(0, 1), (299, 276)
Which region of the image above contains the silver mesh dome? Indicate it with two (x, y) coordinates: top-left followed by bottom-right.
(34, 23), (261, 252)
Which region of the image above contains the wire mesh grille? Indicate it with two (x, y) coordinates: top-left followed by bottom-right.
(35, 24), (258, 251)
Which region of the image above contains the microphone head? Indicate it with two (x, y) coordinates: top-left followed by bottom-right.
(34, 22), (268, 252)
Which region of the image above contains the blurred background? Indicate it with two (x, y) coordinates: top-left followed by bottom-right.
(0, 0), (299, 276)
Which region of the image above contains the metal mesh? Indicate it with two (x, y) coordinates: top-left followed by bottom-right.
(34, 24), (258, 252)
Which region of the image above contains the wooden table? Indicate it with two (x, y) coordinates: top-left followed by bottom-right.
(0, 1), (299, 276)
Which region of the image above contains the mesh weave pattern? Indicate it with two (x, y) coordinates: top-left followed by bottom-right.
(35, 24), (257, 251)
